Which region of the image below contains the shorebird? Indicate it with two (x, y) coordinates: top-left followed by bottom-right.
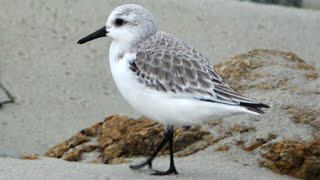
(77, 4), (269, 175)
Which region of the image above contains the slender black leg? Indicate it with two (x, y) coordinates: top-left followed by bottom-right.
(0, 83), (14, 108)
(151, 125), (178, 175)
(129, 126), (169, 170)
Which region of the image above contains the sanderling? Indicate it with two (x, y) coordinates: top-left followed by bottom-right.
(77, 4), (269, 175)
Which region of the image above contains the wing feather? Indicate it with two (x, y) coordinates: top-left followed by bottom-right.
(130, 32), (269, 111)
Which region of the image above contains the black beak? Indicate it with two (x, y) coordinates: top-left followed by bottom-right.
(77, 26), (107, 44)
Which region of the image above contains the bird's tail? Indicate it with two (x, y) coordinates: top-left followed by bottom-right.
(240, 102), (270, 114)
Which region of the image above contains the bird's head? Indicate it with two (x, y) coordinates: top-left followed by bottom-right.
(77, 4), (157, 45)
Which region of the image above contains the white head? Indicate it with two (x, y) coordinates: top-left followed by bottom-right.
(77, 4), (157, 46)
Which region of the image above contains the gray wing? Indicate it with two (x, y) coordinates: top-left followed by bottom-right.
(130, 32), (268, 109)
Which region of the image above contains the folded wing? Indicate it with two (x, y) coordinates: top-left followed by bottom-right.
(130, 32), (269, 114)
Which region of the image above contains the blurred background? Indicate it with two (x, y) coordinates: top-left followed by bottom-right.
(0, 0), (319, 158)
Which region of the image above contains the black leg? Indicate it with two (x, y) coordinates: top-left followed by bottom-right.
(129, 126), (169, 170)
(0, 83), (14, 108)
(151, 125), (178, 175)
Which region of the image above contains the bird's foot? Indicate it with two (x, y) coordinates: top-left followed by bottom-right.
(129, 157), (153, 170)
(150, 166), (178, 176)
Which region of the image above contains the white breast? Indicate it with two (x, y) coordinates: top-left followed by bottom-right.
(109, 42), (169, 122)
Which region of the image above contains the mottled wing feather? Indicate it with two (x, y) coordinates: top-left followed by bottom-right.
(130, 32), (260, 106)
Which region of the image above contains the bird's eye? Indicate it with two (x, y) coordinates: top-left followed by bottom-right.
(114, 18), (126, 26)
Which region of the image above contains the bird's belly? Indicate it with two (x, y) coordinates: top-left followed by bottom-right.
(109, 58), (242, 126)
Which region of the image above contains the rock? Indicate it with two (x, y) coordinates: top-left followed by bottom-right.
(214, 49), (319, 179)
(260, 136), (320, 179)
(20, 154), (40, 160)
(214, 49), (319, 93)
(243, 133), (277, 151)
(215, 145), (230, 152)
(214, 50), (319, 130)
(45, 115), (213, 164)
